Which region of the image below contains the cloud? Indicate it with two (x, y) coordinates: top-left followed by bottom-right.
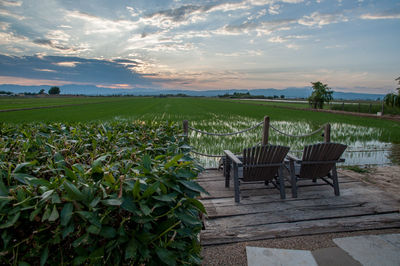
(32, 39), (84, 54)
(214, 18), (295, 36)
(298, 12), (348, 27)
(53, 61), (80, 67)
(0, 0), (22, 7)
(268, 5), (280, 15)
(0, 54), (154, 87)
(65, 10), (139, 34)
(360, 11), (400, 20)
(0, 8), (25, 20)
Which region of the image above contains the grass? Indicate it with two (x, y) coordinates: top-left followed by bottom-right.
(343, 165), (371, 173)
(237, 98), (400, 115)
(1, 96), (399, 167)
(0, 96), (123, 110)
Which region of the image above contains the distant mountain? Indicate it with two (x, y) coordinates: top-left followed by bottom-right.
(0, 84), (385, 100)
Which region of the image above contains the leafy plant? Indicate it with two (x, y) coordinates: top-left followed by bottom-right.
(308, 81), (333, 109)
(0, 121), (205, 265)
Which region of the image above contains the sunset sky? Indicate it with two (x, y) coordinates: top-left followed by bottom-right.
(0, 0), (399, 93)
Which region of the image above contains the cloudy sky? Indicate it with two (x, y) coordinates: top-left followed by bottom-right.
(0, 0), (399, 93)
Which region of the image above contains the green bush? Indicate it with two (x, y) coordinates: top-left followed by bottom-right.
(0, 121), (205, 265)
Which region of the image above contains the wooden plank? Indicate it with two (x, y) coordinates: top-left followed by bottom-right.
(200, 179), (363, 200)
(204, 204), (398, 230)
(201, 212), (400, 246)
(200, 181), (390, 208)
(204, 193), (399, 219)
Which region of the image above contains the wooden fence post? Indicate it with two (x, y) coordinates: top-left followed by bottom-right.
(324, 123), (331, 143)
(183, 120), (188, 136)
(262, 116), (270, 145)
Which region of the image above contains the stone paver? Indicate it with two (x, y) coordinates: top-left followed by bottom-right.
(246, 246), (318, 266)
(333, 234), (400, 266)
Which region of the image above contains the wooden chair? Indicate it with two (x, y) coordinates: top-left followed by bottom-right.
(224, 145), (290, 203)
(287, 142), (347, 198)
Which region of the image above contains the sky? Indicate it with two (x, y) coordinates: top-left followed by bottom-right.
(0, 0), (399, 94)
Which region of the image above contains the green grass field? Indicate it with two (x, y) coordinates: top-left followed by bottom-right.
(1, 96), (399, 166)
(236, 98), (400, 115)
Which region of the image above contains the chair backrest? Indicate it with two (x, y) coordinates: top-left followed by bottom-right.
(299, 142), (347, 179)
(242, 145), (289, 182)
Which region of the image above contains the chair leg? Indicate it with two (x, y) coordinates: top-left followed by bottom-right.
(233, 163), (240, 203)
(225, 157), (231, 188)
(278, 166), (286, 199)
(331, 165), (340, 196)
(289, 160), (297, 198)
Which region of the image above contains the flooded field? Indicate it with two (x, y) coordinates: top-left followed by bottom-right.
(186, 115), (399, 168)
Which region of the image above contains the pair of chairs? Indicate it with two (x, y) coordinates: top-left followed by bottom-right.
(223, 142), (347, 203)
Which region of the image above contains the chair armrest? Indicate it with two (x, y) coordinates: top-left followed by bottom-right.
(286, 153), (301, 163)
(224, 150), (243, 166)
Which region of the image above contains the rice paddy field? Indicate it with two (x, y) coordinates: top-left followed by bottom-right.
(1, 96), (399, 167)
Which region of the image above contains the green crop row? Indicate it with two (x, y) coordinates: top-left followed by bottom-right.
(0, 121), (205, 265)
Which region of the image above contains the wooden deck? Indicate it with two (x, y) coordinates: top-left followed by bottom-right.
(198, 169), (400, 246)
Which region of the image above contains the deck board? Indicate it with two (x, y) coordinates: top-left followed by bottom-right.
(198, 169), (400, 246)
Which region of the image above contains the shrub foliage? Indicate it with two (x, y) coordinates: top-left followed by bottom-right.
(0, 121), (205, 265)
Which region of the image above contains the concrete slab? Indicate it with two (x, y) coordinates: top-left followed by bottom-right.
(312, 247), (362, 266)
(333, 234), (400, 266)
(246, 246), (318, 266)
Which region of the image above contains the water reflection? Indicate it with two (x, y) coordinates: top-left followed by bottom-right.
(188, 116), (397, 168)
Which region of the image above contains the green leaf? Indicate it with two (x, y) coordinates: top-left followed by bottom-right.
(41, 189), (54, 202)
(72, 233), (89, 248)
(121, 197), (138, 214)
(176, 212), (201, 226)
(132, 179), (140, 199)
(142, 154), (152, 171)
(164, 154), (184, 169)
(62, 223), (74, 239)
(176, 169), (196, 178)
(178, 180), (207, 194)
(18, 262), (30, 266)
(13, 161), (36, 173)
(125, 238), (138, 259)
(63, 181), (85, 201)
(155, 246), (176, 266)
(89, 197), (101, 208)
(40, 245), (49, 266)
(87, 225), (101, 235)
(0, 212), (20, 229)
(29, 206), (42, 221)
(99, 226), (116, 239)
(72, 256), (87, 265)
(41, 207), (51, 222)
(139, 202), (152, 216)
(142, 182), (159, 198)
(60, 203), (73, 226)
(92, 155), (109, 169)
(0, 180), (7, 196)
(102, 198), (122, 206)
(185, 198), (207, 214)
(48, 205), (59, 222)
(77, 211), (101, 228)
(153, 192), (178, 202)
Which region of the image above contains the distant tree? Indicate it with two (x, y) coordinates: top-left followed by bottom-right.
(273, 95), (278, 99)
(48, 86), (60, 95)
(383, 76), (400, 108)
(308, 81), (333, 109)
(280, 95), (285, 99)
(39, 89), (45, 94)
